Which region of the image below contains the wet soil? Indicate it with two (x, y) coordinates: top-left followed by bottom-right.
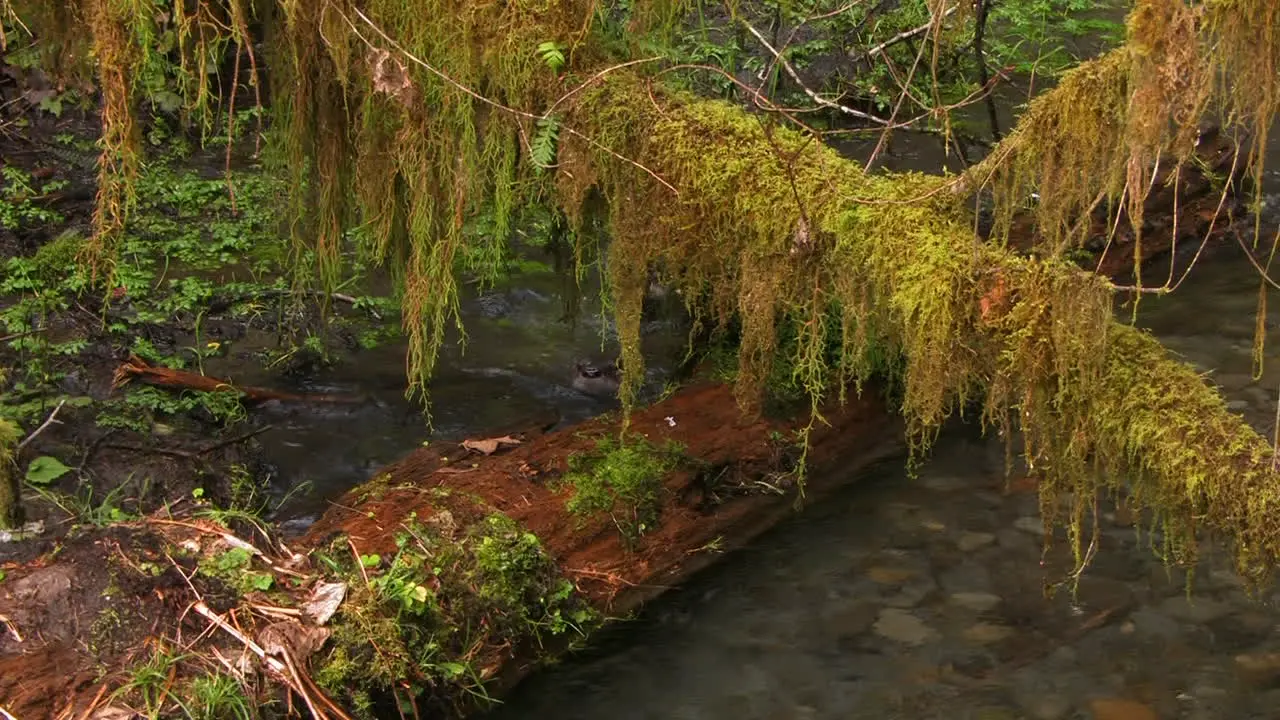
(0, 519), (257, 718)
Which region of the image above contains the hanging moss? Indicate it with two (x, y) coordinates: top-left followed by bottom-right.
(13, 0), (1280, 583)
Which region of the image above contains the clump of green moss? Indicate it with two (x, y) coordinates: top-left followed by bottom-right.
(197, 546), (276, 595)
(563, 435), (684, 548)
(0, 413), (19, 530)
(314, 506), (596, 717)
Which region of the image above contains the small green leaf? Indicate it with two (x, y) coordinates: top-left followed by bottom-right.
(438, 661), (468, 678)
(249, 572), (274, 591)
(411, 584), (430, 604)
(25, 456), (72, 486)
(359, 553), (382, 568)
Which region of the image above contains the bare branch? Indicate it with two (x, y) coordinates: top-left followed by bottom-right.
(17, 399), (66, 451)
(856, 6), (959, 64)
(741, 20), (890, 126)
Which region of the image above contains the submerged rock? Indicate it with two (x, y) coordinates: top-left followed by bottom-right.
(571, 359), (622, 397)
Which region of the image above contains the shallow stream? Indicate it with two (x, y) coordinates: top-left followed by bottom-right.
(229, 116), (1280, 719)
(475, 242), (1280, 720)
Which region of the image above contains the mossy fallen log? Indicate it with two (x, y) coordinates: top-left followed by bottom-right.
(299, 382), (903, 713)
(0, 381), (901, 718)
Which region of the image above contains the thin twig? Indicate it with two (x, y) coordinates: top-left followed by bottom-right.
(195, 424), (275, 456)
(0, 612), (21, 642)
(858, 8), (958, 63)
(74, 683), (110, 720)
(742, 20), (889, 125)
(16, 398), (66, 451)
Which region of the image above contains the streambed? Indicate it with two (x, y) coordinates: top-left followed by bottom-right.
(475, 241), (1280, 720)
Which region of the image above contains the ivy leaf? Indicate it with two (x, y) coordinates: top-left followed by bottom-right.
(25, 456), (72, 486)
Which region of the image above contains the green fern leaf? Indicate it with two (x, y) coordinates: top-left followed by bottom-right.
(531, 116), (560, 172)
(536, 41), (566, 74)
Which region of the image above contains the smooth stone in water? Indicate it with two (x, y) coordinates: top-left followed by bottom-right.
(867, 566), (915, 585)
(940, 560), (992, 594)
(920, 475), (969, 492)
(1017, 694), (1071, 720)
(957, 531), (996, 552)
(1014, 516), (1045, 535)
(950, 592), (1002, 613)
(873, 608), (938, 645)
(964, 622), (1014, 644)
(1088, 698), (1157, 720)
(1158, 595), (1231, 624)
(1234, 652), (1280, 687)
(1127, 607), (1181, 639)
(884, 580), (935, 609)
(824, 602), (879, 637)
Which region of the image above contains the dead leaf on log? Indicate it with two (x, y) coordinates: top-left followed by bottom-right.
(258, 621), (331, 662)
(461, 436), (522, 456)
(303, 582), (347, 626)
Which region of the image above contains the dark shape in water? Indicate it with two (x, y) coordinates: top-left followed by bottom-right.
(572, 359), (622, 397)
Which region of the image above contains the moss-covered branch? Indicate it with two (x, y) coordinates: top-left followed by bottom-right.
(550, 76), (1280, 581)
(11, 0), (1280, 579)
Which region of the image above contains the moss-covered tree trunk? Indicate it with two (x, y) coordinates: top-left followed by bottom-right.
(0, 419), (19, 530)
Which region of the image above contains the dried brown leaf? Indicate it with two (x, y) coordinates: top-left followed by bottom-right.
(461, 436), (522, 455)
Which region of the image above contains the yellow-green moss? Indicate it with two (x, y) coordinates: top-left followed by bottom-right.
(0, 414), (19, 530)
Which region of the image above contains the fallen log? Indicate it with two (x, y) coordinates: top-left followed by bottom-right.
(0, 380), (903, 718)
(299, 381), (904, 709)
(1000, 125), (1244, 278)
(111, 354), (363, 405)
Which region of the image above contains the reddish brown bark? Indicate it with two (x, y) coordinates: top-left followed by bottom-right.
(111, 354), (361, 404)
(301, 382), (905, 690)
(1004, 127), (1243, 278)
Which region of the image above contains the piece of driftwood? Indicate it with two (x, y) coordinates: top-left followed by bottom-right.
(111, 354), (362, 405)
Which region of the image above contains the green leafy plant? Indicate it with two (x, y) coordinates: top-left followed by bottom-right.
(199, 547), (275, 594)
(32, 478), (141, 528)
(24, 455), (72, 486)
(530, 116), (561, 172)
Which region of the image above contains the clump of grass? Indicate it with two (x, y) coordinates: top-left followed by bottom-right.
(186, 671), (256, 720)
(563, 435), (685, 548)
(111, 645), (190, 719)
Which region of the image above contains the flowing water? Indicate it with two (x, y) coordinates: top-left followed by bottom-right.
(220, 89), (1280, 718)
(475, 241), (1280, 720)
(252, 265), (692, 529)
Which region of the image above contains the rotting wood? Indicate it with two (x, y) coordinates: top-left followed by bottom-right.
(999, 125), (1244, 278)
(111, 354), (363, 405)
(300, 381), (906, 702)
